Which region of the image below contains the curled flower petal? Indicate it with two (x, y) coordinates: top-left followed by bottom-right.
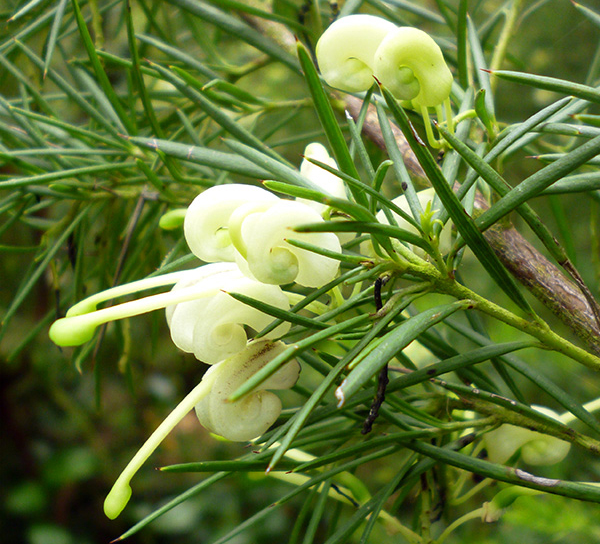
(484, 406), (571, 466)
(166, 263), (291, 364)
(298, 143), (354, 244)
(195, 340), (300, 441)
(299, 143), (347, 212)
(184, 184), (278, 262)
(373, 27), (453, 108)
(234, 200), (341, 287)
(315, 14), (397, 92)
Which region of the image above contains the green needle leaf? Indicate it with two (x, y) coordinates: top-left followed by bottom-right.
(336, 300), (469, 404)
(129, 137), (271, 179)
(225, 291), (329, 330)
(296, 41), (367, 207)
(164, 0), (299, 71)
(491, 70), (600, 104)
(382, 87), (534, 314)
(43, 0), (68, 78)
(477, 134), (600, 231)
(404, 439), (600, 503)
(150, 63), (284, 163)
(71, 0), (136, 135)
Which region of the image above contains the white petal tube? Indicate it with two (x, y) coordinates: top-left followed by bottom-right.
(234, 200), (341, 287)
(315, 14), (397, 92)
(195, 340), (300, 441)
(184, 184), (279, 262)
(166, 264), (291, 364)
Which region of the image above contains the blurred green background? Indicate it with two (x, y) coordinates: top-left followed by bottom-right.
(1, 0), (600, 543)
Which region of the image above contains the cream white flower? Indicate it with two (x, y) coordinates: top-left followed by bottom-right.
(315, 14), (397, 93)
(165, 262), (291, 364)
(184, 184), (278, 263)
(103, 339), (300, 519)
(232, 199), (341, 287)
(484, 406), (571, 466)
(298, 142), (347, 213)
(183, 183), (341, 287)
(49, 262), (291, 365)
(315, 14), (452, 109)
(373, 26), (453, 108)
(195, 339), (300, 441)
(298, 143), (354, 246)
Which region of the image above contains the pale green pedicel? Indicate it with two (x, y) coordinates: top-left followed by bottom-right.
(104, 376), (215, 519)
(104, 340), (299, 519)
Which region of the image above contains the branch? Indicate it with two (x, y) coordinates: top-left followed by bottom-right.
(236, 1), (600, 357)
(473, 195), (600, 356)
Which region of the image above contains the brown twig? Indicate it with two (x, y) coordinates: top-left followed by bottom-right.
(473, 195), (600, 356)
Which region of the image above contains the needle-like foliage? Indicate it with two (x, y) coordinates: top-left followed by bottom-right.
(2, 1), (600, 543)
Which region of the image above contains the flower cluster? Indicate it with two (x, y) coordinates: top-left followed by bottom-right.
(49, 143), (347, 518)
(50, 143), (344, 427)
(315, 14), (452, 109)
